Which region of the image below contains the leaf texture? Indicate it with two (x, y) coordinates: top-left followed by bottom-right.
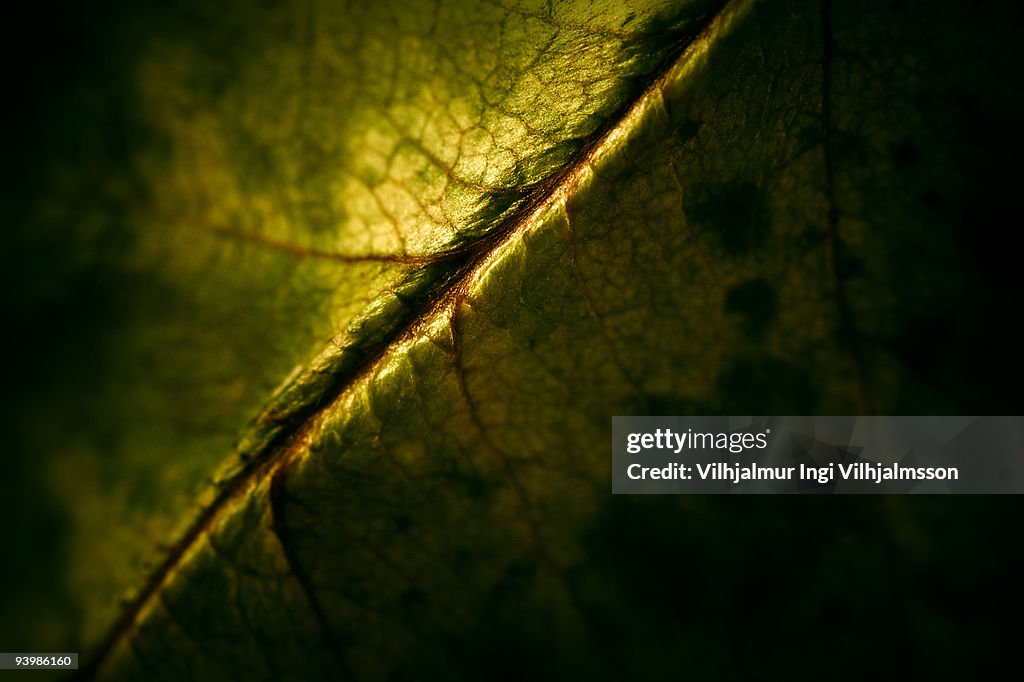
(3, 0), (1024, 679)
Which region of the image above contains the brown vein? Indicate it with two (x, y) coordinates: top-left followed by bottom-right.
(75, 2), (734, 676)
(144, 208), (465, 265)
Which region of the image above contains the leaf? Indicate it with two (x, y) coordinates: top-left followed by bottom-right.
(3, 0), (1023, 679)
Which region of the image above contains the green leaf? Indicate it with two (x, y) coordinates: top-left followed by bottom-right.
(3, 0), (1023, 678)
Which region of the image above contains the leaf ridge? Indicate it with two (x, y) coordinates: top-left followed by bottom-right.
(76, 2), (738, 676)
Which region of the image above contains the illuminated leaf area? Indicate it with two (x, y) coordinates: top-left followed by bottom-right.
(3, 0), (1023, 679)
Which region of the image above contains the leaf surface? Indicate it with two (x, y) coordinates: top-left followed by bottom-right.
(3, 0), (1023, 679)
